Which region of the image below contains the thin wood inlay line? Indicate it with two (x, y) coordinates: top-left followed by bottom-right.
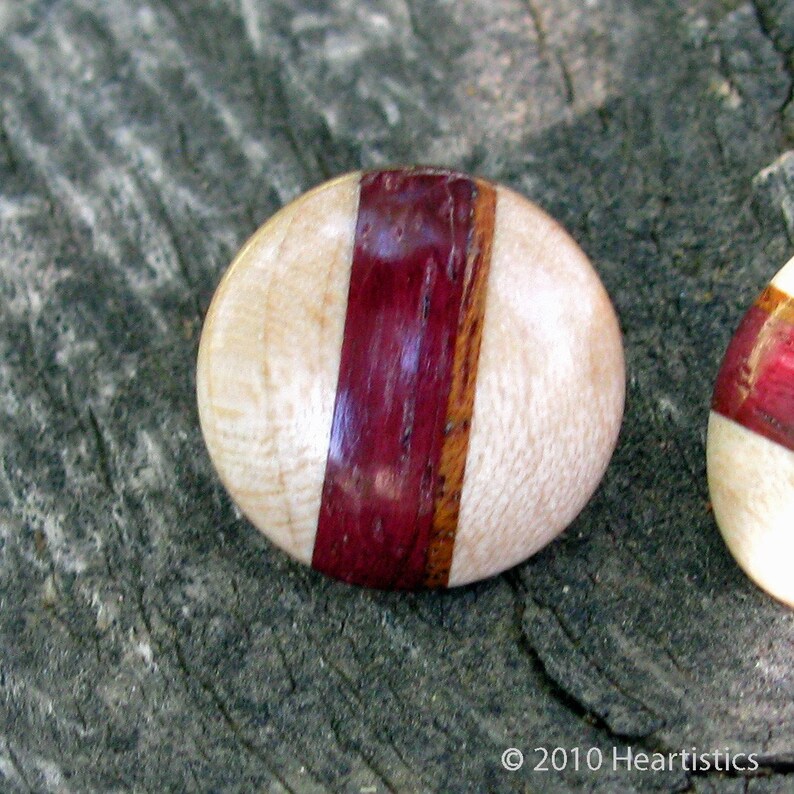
(756, 284), (794, 325)
(311, 168), (496, 589)
(424, 180), (497, 588)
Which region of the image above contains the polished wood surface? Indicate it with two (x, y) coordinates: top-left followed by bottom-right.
(198, 173), (625, 590)
(312, 169), (488, 589)
(425, 179), (496, 588)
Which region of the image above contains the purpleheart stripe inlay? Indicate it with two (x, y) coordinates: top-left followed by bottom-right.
(712, 286), (794, 453)
(312, 168), (492, 589)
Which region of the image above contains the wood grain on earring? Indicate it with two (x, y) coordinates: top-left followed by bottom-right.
(424, 180), (496, 588)
(198, 170), (626, 591)
(312, 168), (486, 589)
(755, 284), (794, 325)
(711, 283), (794, 453)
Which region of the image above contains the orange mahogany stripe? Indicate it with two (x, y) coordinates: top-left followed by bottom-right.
(312, 168), (496, 589)
(424, 180), (496, 588)
(756, 284), (794, 325)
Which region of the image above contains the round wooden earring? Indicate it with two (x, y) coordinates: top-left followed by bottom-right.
(197, 168), (625, 589)
(708, 256), (794, 607)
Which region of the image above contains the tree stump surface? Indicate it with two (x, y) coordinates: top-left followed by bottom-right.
(1, 1), (793, 792)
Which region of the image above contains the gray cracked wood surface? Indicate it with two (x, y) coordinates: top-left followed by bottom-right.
(1, 0), (793, 792)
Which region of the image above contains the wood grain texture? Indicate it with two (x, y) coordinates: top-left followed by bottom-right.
(711, 296), (794, 453)
(424, 179), (496, 588)
(197, 175), (360, 564)
(755, 283), (794, 324)
(312, 169), (477, 589)
(448, 185), (625, 586)
(708, 256), (794, 607)
(200, 172), (622, 592)
(707, 411), (794, 607)
(3, 0), (794, 791)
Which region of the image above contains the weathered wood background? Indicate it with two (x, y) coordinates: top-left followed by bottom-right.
(1, 0), (793, 791)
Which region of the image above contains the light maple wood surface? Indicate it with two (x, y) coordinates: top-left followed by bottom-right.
(707, 255), (794, 608)
(197, 175), (358, 565)
(197, 173), (625, 586)
(707, 412), (794, 608)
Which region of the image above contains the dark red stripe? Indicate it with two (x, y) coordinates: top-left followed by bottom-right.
(712, 293), (794, 452)
(312, 169), (477, 589)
